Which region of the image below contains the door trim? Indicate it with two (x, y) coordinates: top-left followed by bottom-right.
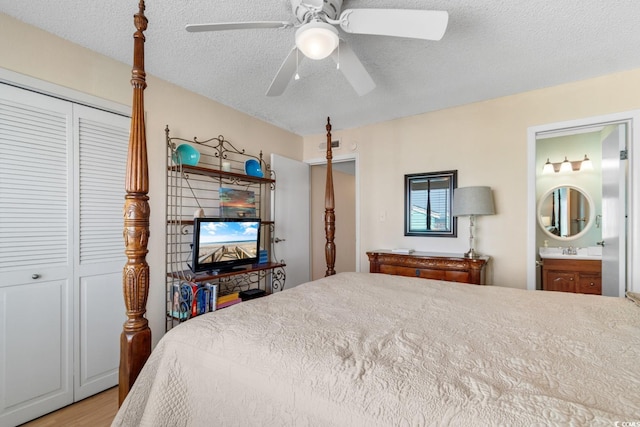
(306, 153), (360, 273)
(527, 110), (640, 294)
(0, 67), (130, 117)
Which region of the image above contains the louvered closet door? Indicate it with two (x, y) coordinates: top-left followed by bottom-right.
(0, 84), (74, 426)
(73, 105), (128, 400)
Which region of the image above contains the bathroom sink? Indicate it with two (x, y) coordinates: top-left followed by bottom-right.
(539, 246), (602, 260)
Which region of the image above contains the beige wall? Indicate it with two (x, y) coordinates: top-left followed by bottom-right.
(303, 69), (640, 289)
(0, 13), (303, 346)
(310, 165), (356, 280)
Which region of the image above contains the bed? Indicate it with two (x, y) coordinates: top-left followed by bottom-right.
(117, 2), (640, 424)
(114, 272), (640, 425)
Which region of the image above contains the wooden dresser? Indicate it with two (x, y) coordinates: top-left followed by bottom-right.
(367, 250), (489, 285)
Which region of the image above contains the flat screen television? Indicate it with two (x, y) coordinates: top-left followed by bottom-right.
(191, 217), (261, 273)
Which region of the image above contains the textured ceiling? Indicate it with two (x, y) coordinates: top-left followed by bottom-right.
(2, 1), (640, 135)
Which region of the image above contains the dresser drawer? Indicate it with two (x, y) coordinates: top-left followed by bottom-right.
(381, 265), (446, 280)
(544, 271), (577, 293)
(577, 274), (601, 295)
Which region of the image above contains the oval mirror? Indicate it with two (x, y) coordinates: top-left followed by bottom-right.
(537, 185), (594, 240)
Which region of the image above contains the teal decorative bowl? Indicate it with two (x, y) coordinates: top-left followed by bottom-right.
(244, 159), (264, 178)
(172, 144), (200, 166)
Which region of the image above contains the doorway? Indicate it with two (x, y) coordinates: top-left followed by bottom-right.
(308, 155), (359, 280)
(527, 111), (640, 295)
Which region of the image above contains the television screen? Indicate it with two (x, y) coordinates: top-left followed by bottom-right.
(191, 217), (261, 273)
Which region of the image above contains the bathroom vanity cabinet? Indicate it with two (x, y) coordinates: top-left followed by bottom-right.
(541, 258), (601, 295)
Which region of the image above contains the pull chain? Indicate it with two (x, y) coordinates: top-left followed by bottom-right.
(295, 47), (300, 80)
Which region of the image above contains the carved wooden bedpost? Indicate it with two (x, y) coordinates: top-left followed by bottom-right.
(324, 117), (336, 276)
(120, 0), (151, 406)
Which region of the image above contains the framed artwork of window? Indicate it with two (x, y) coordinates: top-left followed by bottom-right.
(404, 170), (457, 237)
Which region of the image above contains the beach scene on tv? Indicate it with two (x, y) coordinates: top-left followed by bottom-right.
(197, 220), (259, 265)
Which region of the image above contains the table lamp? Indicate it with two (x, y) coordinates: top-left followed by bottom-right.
(453, 186), (496, 258)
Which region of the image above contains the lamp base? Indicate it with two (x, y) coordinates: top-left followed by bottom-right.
(463, 248), (480, 259)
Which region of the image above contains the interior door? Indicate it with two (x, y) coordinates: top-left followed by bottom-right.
(270, 154), (311, 288)
(601, 124), (627, 297)
(0, 84), (74, 426)
(73, 105), (128, 400)
(0, 84), (128, 425)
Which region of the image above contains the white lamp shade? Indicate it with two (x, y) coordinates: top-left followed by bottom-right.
(580, 155), (593, 171)
(453, 186), (496, 216)
(559, 157), (572, 173)
(542, 158), (555, 174)
(295, 21), (339, 60)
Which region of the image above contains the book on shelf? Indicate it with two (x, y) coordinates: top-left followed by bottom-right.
(171, 282), (219, 319)
(205, 282), (218, 313)
(217, 298), (242, 309)
(217, 292), (240, 304)
(170, 282), (197, 320)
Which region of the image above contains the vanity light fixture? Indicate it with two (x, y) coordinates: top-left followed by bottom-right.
(542, 154), (593, 174)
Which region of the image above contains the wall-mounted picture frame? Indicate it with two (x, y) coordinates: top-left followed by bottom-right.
(405, 170), (457, 237)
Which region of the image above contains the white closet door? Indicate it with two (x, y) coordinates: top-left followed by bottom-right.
(0, 84), (74, 426)
(73, 105), (128, 400)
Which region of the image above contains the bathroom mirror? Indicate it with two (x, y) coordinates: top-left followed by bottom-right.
(537, 185), (594, 240)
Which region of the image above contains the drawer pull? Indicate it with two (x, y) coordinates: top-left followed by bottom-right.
(590, 282), (595, 286)
(415, 269), (420, 277)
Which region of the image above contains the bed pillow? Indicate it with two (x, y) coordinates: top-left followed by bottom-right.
(626, 291), (640, 307)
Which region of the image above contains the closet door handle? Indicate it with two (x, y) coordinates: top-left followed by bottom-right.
(32, 274), (41, 280)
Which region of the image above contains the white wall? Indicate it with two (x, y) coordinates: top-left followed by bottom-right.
(0, 13), (303, 347)
(303, 69), (640, 289)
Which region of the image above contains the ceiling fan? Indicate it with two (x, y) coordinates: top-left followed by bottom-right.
(186, 0), (448, 97)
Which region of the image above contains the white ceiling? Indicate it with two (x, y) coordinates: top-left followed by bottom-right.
(2, 1), (640, 136)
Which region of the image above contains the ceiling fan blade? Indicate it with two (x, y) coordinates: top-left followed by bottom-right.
(338, 9), (449, 41)
(330, 41), (375, 96)
(185, 21), (293, 32)
(266, 46), (300, 97)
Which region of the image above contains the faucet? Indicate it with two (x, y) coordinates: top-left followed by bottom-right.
(562, 246), (577, 255)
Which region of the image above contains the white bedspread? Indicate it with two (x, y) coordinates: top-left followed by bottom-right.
(113, 272), (640, 426)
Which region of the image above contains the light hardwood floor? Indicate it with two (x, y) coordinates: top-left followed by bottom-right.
(20, 387), (118, 427)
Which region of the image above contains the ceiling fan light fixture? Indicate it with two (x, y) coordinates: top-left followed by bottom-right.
(295, 21), (339, 60)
